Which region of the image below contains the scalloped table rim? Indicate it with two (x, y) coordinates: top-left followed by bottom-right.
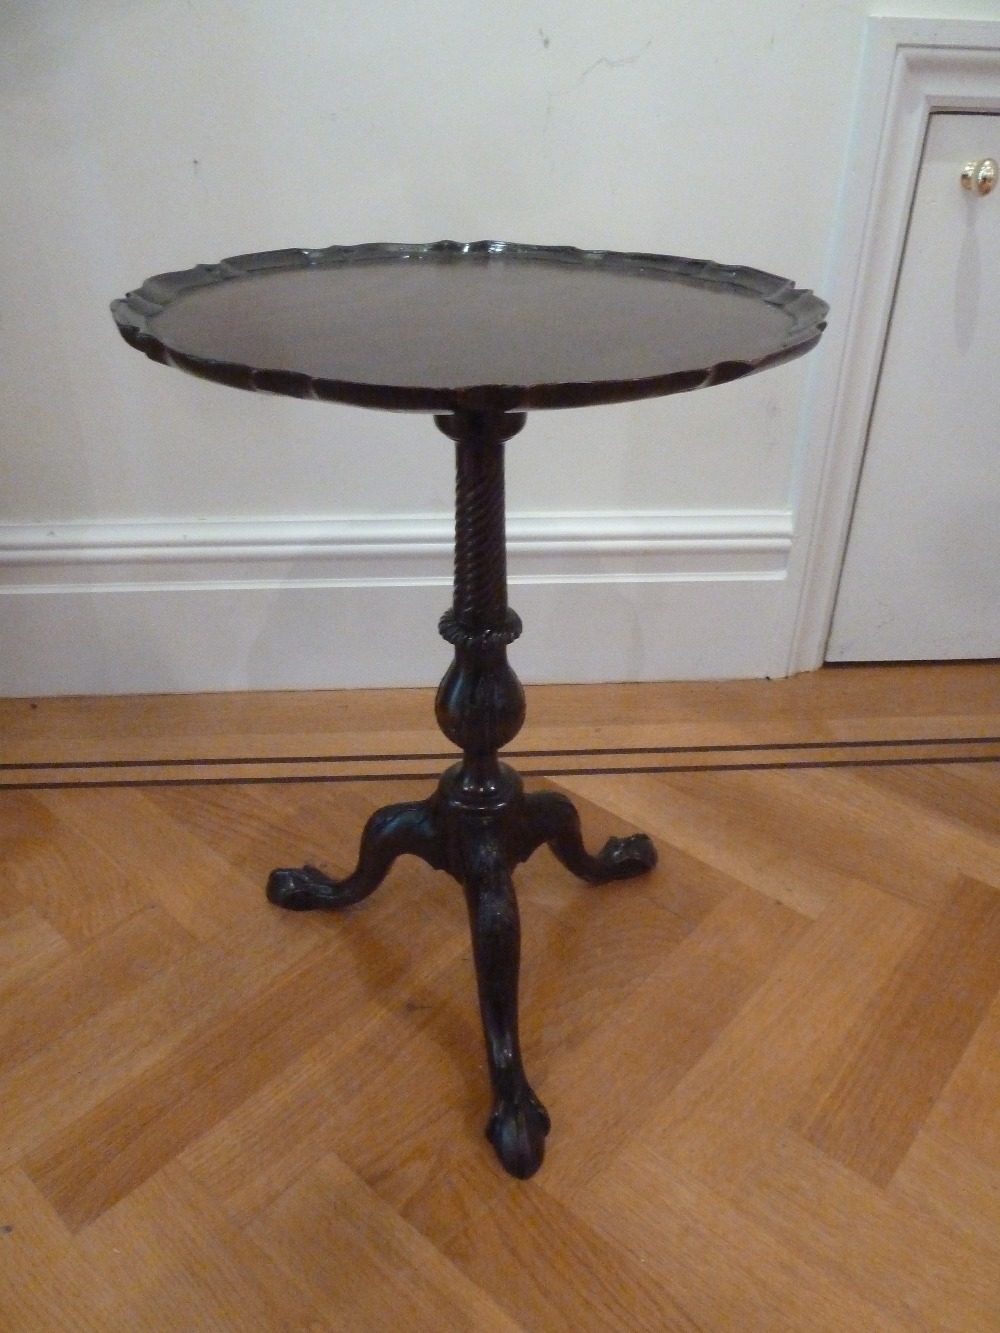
(111, 238), (829, 413)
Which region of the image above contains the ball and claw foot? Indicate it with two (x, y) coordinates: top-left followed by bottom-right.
(487, 1084), (552, 1179)
(594, 832), (658, 881)
(266, 864), (352, 911)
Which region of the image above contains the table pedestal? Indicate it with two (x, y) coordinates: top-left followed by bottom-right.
(266, 409), (657, 1178)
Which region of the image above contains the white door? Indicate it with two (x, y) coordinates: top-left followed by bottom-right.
(827, 112), (1000, 661)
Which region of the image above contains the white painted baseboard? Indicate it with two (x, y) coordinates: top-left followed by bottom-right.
(0, 509), (792, 695)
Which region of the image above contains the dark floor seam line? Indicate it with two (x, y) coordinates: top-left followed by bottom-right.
(4, 734), (1000, 772)
(3, 751), (999, 791)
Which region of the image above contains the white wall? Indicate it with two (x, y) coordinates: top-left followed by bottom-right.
(1, 1), (996, 694)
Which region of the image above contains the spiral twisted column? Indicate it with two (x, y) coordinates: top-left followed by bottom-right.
(433, 410), (527, 774)
(436, 410), (525, 641)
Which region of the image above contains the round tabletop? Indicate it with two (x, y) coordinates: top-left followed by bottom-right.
(112, 240), (828, 413)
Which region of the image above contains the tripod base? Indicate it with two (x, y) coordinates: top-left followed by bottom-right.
(267, 761), (656, 1178)
(268, 407), (655, 1178)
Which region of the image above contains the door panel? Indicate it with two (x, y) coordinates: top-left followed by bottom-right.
(828, 112), (1000, 661)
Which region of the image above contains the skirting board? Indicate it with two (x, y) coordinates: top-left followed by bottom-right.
(0, 510), (792, 695)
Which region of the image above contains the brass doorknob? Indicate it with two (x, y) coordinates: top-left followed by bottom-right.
(961, 159), (997, 195)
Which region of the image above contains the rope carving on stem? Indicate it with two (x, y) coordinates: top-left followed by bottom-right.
(436, 410), (526, 647)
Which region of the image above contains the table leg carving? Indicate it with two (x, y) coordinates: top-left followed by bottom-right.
(457, 820), (550, 1178)
(266, 407), (656, 1177)
(520, 789), (658, 884)
(265, 796), (444, 910)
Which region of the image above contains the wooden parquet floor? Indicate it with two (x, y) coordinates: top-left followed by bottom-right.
(1, 664), (999, 1330)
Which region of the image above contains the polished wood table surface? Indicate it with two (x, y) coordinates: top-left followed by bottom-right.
(113, 239), (827, 1178)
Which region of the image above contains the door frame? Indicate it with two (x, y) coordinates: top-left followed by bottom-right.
(787, 16), (1000, 672)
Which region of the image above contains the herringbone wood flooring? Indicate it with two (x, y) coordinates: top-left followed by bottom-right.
(1, 665), (999, 1330)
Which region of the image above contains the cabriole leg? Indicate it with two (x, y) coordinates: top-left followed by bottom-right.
(458, 823), (550, 1178)
(266, 795), (444, 911)
(520, 789), (658, 884)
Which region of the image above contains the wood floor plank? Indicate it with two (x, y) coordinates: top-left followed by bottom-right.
(248, 1151), (525, 1332)
(790, 764), (1000, 896)
(557, 768), (972, 915)
(854, 761), (1000, 843)
(540, 883), (810, 1200)
(3, 795), (145, 945)
(3, 666), (1000, 1329)
(24, 942), (360, 1229)
(609, 882), (929, 1193)
(792, 875), (1000, 1185)
(0, 792), (59, 927)
(889, 1126), (1000, 1260)
(0, 906), (68, 996)
(22, 847), (471, 1231)
(305, 943), (523, 1239)
(439, 1181), (702, 1332)
(517, 874), (694, 1067)
(75, 1162), (340, 1332)
(145, 779), (430, 884)
(924, 981), (1000, 1172)
(0, 906), (193, 1075)
(180, 926), (474, 1229)
(6, 663), (999, 762)
(35, 787), (267, 940)
(0, 911), (325, 1171)
(0, 1170), (110, 1333)
(520, 779), (730, 928)
(576, 1146), (915, 1333)
(555, 770), (845, 918)
(735, 1129), (1000, 1333)
(0, 686), (436, 765)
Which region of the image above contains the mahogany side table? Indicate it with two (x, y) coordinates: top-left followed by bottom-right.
(112, 240), (827, 1177)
